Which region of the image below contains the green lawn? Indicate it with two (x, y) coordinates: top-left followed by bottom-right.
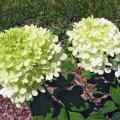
(0, 0), (120, 34)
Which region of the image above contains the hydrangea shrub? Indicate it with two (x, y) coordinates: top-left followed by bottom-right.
(67, 17), (120, 77)
(0, 25), (67, 105)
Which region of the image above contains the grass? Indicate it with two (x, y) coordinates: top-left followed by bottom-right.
(0, 0), (120, 35)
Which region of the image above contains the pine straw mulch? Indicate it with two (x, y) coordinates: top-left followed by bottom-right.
(0, 95), (32, 120)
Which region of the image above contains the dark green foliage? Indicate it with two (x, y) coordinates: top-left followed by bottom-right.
(61, 58), (76, 71)
(30, 71), (120, 120)
(110, 87), (120, 105)
(30, 92), (53, 116)
(53, 108), (68, 120)
(100, 101), (117, 114)
(111, 111), (120, 120)
(69, 112), (85, 120)
(82, 71), (94, 79)
(32, 114), (52, 120)
(87, 112), (107, 120)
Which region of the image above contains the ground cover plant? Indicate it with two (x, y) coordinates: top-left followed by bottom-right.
(1, 0), (120, 120)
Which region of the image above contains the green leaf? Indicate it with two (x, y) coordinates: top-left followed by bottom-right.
(49, 74), (73, 88)
(30, 92), (53, 116)
(61, 57), (76, 71)
(112, 111), (120, 120)
(62, 73), (74, 81)
(69, 112), (85, 120)
(87, 112), (107, 120)
(100, 101), (117, 114)
(53, 108), (68, 120)
(62, 73), (69, 80)
(110, 87), (120, 105)
(56, 87), (84, 108)
(32, 114), (52, 120)
(82, 71), (94, 79)
(71, 102), (90, 112)
(92, 88), (103, 94)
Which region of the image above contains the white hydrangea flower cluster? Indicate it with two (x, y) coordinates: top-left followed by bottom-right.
(0, 25), (67, 105)
(67, 17), (120, 77)
(111, 55), (120, 77)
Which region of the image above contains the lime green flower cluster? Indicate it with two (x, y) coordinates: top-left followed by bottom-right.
(67, 17), (120, 75)
(0, 25), (67, 105)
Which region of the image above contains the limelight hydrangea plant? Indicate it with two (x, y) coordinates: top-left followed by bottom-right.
(0, 25), (67, 105)
(67, 17), (120, 77)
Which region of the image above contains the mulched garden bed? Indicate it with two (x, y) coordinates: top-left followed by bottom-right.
(0, 95), (32, 120)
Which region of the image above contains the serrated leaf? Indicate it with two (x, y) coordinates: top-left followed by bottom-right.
(69, 112), (85, 120)
(87, 112), (107, 120)
(53, 108), (68, 120)
(71, 102), (90, 112)
(110, 87), (120, 105)
(112, 111), (120, 120)
(100, 101), (117, 114)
